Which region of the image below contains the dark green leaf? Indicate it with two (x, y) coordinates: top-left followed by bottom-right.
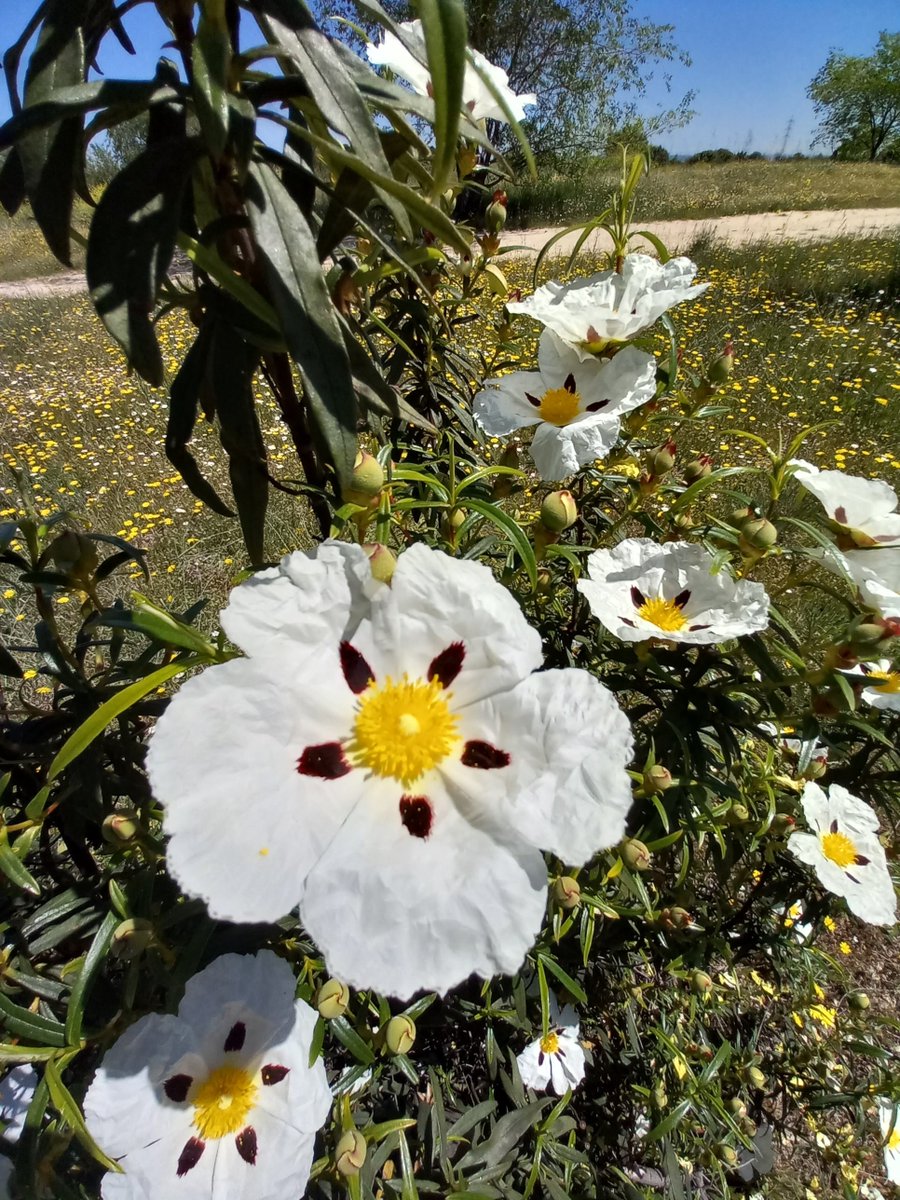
(0, 80), (182, 151)
(64, 911), (117, 1045)
(0, 148), (25, 216)
(0, 994), (66, 1047)
(415, 0), (466, 193)
(0, 827), (40, 896)
(458, 1099), (551, 1170)
(192, 9), (231, 158)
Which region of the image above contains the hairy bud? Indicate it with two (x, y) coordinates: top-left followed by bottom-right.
(683, 454), (712, 484)
(552, 875), (582, 909)
(335, 1129), (367, 1177)
(362, 543), (396, 584)
(540, 490), (578, 533)
(316, 978), (350, 1020)
(707, 341), (735, 385)
(385, 1015), (416, 1055)
(343, 450), (384, 508)
(646, 440), (676, 477)
(621, 838), (652, 871)
(643, 764), (674, 794)
(739, 516), (778, 552)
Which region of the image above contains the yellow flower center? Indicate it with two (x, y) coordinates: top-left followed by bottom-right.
(540, 1032), (560, 1055)
(637, 596), (688, 632)
(820, 830), (858, 869)
(538, 386), (580, 426)
(868, 670), (900, 694)
(888, 1129), (900, 1151)
(349, 676), (459, 785)
(192, 1066), (257, 1139)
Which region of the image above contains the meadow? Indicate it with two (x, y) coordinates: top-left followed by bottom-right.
(508, 158), (900, 229)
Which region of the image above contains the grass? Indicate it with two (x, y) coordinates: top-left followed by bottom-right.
(508, 159), (900, 229)
(0, 201), (89, 282)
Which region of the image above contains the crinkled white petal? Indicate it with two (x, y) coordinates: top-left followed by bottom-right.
(878, 1099), (900, 1184)
(0, 1064), (38, 1144)
(790, 461), (900, 545)
(548, 1036), (586, 1094)
(842, 548), (900, 615)
(529, 417), (620, 480)
(365, 24), (431, 95)
(465, 47), (536, 121)
(517, 1039), (553, 1091)
(473, 369), (545, 436)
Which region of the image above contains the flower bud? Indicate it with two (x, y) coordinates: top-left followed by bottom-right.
(745, 1065), (766, 1089)
(316, 978), (350, 1020)
(485, 189), (508, 233)
(691, 970), (714, 995)
(739, 516), (778, 552)
(343, 450), (384, 508)
(848, 617), (892, 653)
(726, 802), (751, 825)
(728, 505), (753, 528)
(540, 490), (578, 533)
(440, 507), (467, 542)
(362, 542), (396, 584)
(355, 236), (372, 258)
(727, 1097), (748, 1118)
(715, 1143), (738, 1166)
(769, 812), (796, 836)
(385, 1014), (416, 1055)
(643, 764), (673, 794)
(741, 1115), (758, 1137)
(652, 1082), (668, 1108)
(683, 455), (712, 484)
(332, 269), (361, 316)
(552, 875), (581, 909)
(848, 989), (870, 1011)
(335, 1129), (367, 1177)
(660, 906), (692, 931)
(646, 440), (676, 477)
(708, 341), (735, 385)
(102, 810), (141, 846)
(49, 530), (99, 580)
(458, 146), (478, 177)
(621, 838), (652, 871)
(479, 232), (502, 257)
(111, 918), (155, 961)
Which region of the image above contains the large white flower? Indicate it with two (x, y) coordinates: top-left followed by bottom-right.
(473, 331), (656, 479)
(84, 952), (331, 1200)
(844, 659), (900, 712)
(148, 542), (634, 999)
(837, 547), (900, 618)
(366, 20), (536, 123)
(577, 539), (770, 644)
(789, 461), (900, 548)
(517, 1001), (585, 1096)
(878, 1098), (900, 1184)
(0, 1064), (38, 1144)
(788, 782), (896, 926)
(506, 254), (709, 360)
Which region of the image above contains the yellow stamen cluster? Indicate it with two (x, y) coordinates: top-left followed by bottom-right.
(868, 670), (900, 694)
(820, 830), (858, 869)
(540, 1032), (560, 1055)
(349, 676), (459, 785)
(192, 1066), (257, 1139)
(538, 387), (580, 427)
(637, 596), (688, 633)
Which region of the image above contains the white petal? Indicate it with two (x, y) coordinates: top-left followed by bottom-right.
(253, 1003), (333, 1135)
(516, 1040), (553, 1091)
(0, 1065), (38, 1144)
(365, 23), (431, 96)
(473, 371), (544, 436)
(465, 48), (536, 122)
(529, 423), (582, 480)
(555, 1036), (586, 1092)
(210, 1108), (317, 1200)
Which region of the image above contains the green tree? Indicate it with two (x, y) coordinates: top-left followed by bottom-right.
(87, 113), (149, 186)
(808, 31), (900, 161)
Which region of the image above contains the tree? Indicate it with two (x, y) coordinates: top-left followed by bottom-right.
(86, 113), (149, 186)
(808, 31), (900, 161)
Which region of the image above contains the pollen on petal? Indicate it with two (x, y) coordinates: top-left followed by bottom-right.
(176, 1137), (206, 1176)
(164, 1074), (192, 1103)
(461, 740), (511, 769)
(224, 1021), (246, 1052)
(298, 742), (352, 779)
(260, 1064), (290, 1086)
(427, 642), (465, 687)
(235, 1125), (258, 1165)
(340, 641), (375, 694)
(399, 794), (433, 838)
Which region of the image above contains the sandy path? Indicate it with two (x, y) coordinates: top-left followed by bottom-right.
(1, 205), (899, 300)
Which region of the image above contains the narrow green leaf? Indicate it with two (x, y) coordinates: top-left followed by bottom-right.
(461, 497), (538, 589)
(536, 954), (587, 1005)
(330, 1016), (376, 1065)
(44, 1055), (122, 1172)
(398, 1128), (420, 1200)
(0, 994), (66, 1047)
(64, 911), (117, 1045)
(415, 0), (466, 194)
(458, 1099), (551, 1170)
(0, 81), (182, 150)
(192, 9), (231, 158)
(0, 148), (26, 216)
(0, 827), (40, 896)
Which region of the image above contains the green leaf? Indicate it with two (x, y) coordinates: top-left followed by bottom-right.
(0, 81), (182, 150)
(245, 161), (358, 490)
(126, 597), (219, 656)
(0, 147), (26, 217)
(0, 994), (66, 1047)
(460, 497), (538, 589)
(64, 911), (117, 1045)
(458, 1099), (551, 1170)
(330, 1016), (376, 1065)
(0, 826), (40, 896)
(86, 137), (202, 386)
(365, 1118), (417, 1142)
(398, 1128), (420, 1200)
(415, 0), (466, 194)
(536, 954), (587, 1005)
(45, 1054), (122, 1172)
(630, 228), (671, 263)
(192, 8), (232, 158)
(47, 660), (197, 782)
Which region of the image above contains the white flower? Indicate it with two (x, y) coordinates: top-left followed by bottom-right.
(0, 1064), (38, 1144)
(839, 548), (900, 618)
(473, 331), (656, 480)
(789, 460), (900, 548)
(517, 1002), (585, 1096)
(84, 951), (331, 1200)
(781, 736), (828, 777)
(788, 782), (896, 926)
(148, 542), (634, 999)
(506, 254), (709, 360)
(843, 659), (900, 711)
(577, 539), (770, 644)
(878, 1098), (900, 1184)
(366, 20), (536, 123)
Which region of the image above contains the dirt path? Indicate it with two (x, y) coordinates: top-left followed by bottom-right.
(2, 206), (900, 300)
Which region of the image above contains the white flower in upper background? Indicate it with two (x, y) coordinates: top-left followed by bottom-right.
(577, 539), (770, 644)
(0, 1064), (37, 1145)
(844, 659), (900, 712)
(878, 1098), (900, 1184)
(517, 1001), (585, 1096)
(473, 330), (656, 479)
(148, 542), (634, 999)
(788, 782), (897, 926)
(366, 20), (536, 123)
(84, 952), (331, 1200)
(506, 254), (709, 360)
(789, 461), (900, 547)
(830, 547), (900, 618)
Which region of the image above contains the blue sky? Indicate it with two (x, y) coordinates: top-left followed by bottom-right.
(1, 0), (897, 155)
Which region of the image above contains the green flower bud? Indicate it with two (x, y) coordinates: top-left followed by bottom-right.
(49, 530), (99, 580)
(646, 440), (676, 477)
(848, 618), (891, 652)
(362, 542), (396, 584)
(343, 449), (384, 508)
(316, 978), (350, 1020)
(458, 146), (478, 177)
(715, 1143), (738, 1166)
(335, 1129), (367, 1177)
(485, 189), (508, 233)
(683, 455), (712, 484)
(660, 906), (692, 931)
(102, 810), (141, 845)
(691, 970), (714, 995)
(727, 1097), (748, 1117)
(111, 918), (154, 961)
(385, 1014), (416, 1056)
(708, 341), (735, 385)
(441, 507), (466, 541)
(739, 516), (778, 551)
(848, 989), (870, 1011)
(643, 764), (673, 794)
(727, 803), (751, 825)
(621, 838), (652, 871)
(769, 812), (797, 836)
(728, 505), (753, 528)
(741, 1116), (758, 1137)
(745, 1065), (766, 1089)
(552, 875), (581, 909)
(540, 490), (578, 533)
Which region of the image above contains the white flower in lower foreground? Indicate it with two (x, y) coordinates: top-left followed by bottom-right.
(844, 659), (900, 711)
(878, 1098), (900, 1184)
(473, 330), (656, 479)
(84, 952), (330, 1200)
(788, 782), (897, 926)
(506, 254), (709, 360)
(577, 539), (770, 644)
(517, 1003), (585, 1096)
(0, 1064), (38, 1144)
(366, 20), (536, 123)
(148, 542), (634, 999)
(789, 460), (900, 548)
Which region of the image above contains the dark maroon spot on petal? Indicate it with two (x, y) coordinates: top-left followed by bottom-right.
(462, 740), (511, 770)
(563, 372), (577, 394)
(557, 1047), (566, 1058)
(466, 98), (476, 112)
(830, 819), (839, 834)
(586, 325), (601, 343)
(855, 854), (870, 866)
(164, 1074), (192, 1103)
(428, 642), (465, 687)
(177, 1137), (205, 1176)
(621, 616), (636, 627)
(526, 391), (541, 408)
(340, 641), (375, 694)
(537, 1051), (545, 1066)
(631, 586), (647, 609)
(261, 1064), (290, 1086)
(846, 873), (861, 885)
(298, 743), (351, 779)
(224, 1021), (245, 1053)
(235, 1126), (258, 1165)
(673, 589), (691, 609)
(400, 795), (433, 839)
(834, 505), (848, 525)
(688, 624), (711, 632)
(585, 398), (610, 412)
